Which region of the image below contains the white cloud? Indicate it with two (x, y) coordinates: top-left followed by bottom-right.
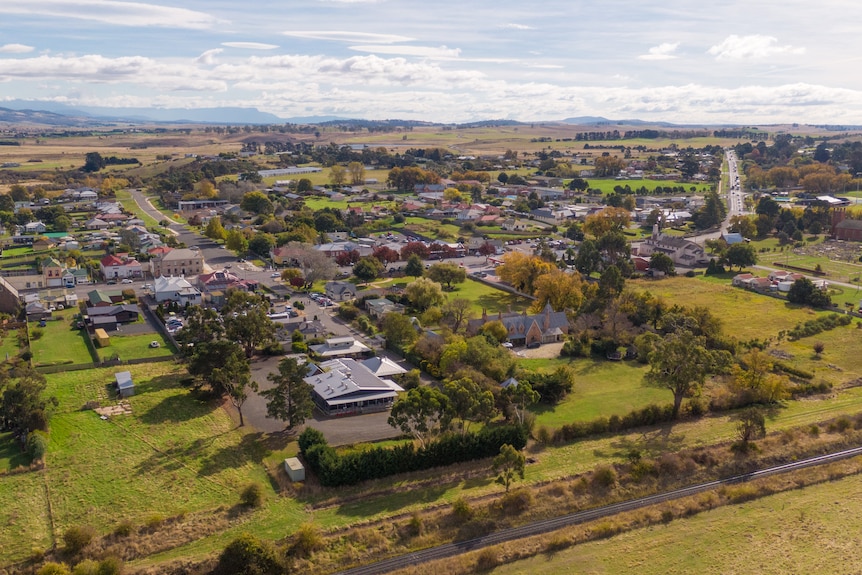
(638, 42), (680, 61)
(708, 35), (805, 60)
(349, 45), (461, 58)
(0, 0), (219, 29)
(195, 49), (222, 65)
(0, 43), (34, 54)
(282, 31), (413, 44)
(500, 23), (534, 30)
(221, 42), (279, 51)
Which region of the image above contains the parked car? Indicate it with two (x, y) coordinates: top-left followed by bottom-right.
(502, 342), (513, 349)
(526, 341), (541, 349)
(121, 278), (133, 284)
(270, 272), (280, 278)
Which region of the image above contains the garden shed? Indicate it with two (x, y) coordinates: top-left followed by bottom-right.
(94, 328), (110, 347)
(115, 371), (134, 398)
(284, 457), (305, 482)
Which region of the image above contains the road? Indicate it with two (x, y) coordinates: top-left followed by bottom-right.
(332, 444), (862, 575)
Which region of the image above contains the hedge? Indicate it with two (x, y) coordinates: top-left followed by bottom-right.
(299, 424), (528, 487)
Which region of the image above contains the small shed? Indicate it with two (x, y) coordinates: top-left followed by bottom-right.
(115, 371), (134, 398)
(94, 328), (110, 347)
(284, 457), (305, 482)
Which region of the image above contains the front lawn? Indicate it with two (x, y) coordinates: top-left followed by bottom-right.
(95, 332), (175, 361)
(29, 310), (95, 367)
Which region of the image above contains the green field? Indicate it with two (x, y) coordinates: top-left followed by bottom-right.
(528, 360), (667, 428)
(95, 332), (175, 361)
(487, 471), (862, 575)
(367, 276), (531, 315)
(29, 310), (95, 367)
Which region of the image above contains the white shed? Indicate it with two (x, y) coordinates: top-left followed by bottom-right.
(115, 371), (134, 398)
(284, 457), (305, 482)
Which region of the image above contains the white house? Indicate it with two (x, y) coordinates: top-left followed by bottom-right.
(153, 276), (201, 305)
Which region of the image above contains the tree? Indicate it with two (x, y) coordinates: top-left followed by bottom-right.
(426, 262), (466, 290)
(225, 229), (249, 253)
(240, 191), (275, 215)
(503, 381), (539, 425)
(205, 216), (227, 241)
(787, 277), (832, 308)
(222, 291), (277, 358)
(405, 277), (445, 311)
(729, 349), (789, 404)
(372, 245), (400, 268)
(728, 215), (756, 239)
(404, 253), (424, 277)
(278, 242), (338, 288)
(496, 252), (555, 294)
(382, 312), (419, 350)
(574, 238), (601, 275)
(353, 256), (384, 284)
(296, 178), (313, 193)
(248, 232), (275, 258)
(644, 330), (713, 419)
(478, 320), (508, 344)
(493, 443), (525, 492)
(175, 305), (224, 355)
(441, 298), (473, 332)
(329, 164), (347, 187)
(387, 386), (450, 448)
(724, 242), (757, 270)
(813, 341), (825, 358)
(401, 241), (431, 261)
(477, 242), (497, 262)
(531, 269), (589, 312)
(262, 357), (314, 431)
(188, 340), (255, 426)
(583, 207), (630, 237)
(82, 152), (105, 172)
(734, 407), (766, 453)
(0, 362), (56, 447)
(347, 161), (366, 185)
(443, 377), (496, 434)
(649, 252), (676, 276)
(596, 230), (630, 267)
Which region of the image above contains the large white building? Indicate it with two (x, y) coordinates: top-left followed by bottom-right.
(635, 225), (709, 267)
(153, 276), (201, 305)
(306, 358), (404, 417)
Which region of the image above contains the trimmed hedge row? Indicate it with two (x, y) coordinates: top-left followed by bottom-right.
(552, 403), (676, 444)
(788, 313), (852, 341)
(299, 424), (528, 487)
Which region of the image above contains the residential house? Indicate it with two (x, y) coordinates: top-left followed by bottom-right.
(23, 221), (47, 234)
(87, 289), (124, 307)
(85, 304), (141, 331)
(365, 298), (405, 320)
(360, 356), (407, 378)
(325, 281), (357, 301)
(309, 336), (371, 359)
(100, 254), (142, 280)
(197, 269), (256, 307)
(42, 257), (65, 288)
(149, 247), (205, 278)
(634, 225), (709, 267)
(153, 276), (201, 305)
(306, 357), (404, 417)
(85, 218), (111, 231)
(32, 237), (55, 251)
(466, 303), (570, 346)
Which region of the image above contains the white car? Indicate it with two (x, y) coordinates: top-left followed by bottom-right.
(121, 278), (133, 284)
(270, 272), (280, 278)
(502, 342), (513, 349)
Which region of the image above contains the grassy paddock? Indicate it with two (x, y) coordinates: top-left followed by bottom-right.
(95, 332), (175, 361)
(29, 310), (95, 366)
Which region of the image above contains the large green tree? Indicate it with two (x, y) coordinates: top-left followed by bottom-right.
(493, 443), (525, 493)
(388, 386), (450, 448)
(188, 340), (256, 426)
(405, 277), (445, 311)
(353, 256), (384, 284)
(262, 357), (314, 431)
(222, 291), (277, 358)
(426, 262), (466, 290)
(644, 330), (713, 419)
(443, 377), (496, 434)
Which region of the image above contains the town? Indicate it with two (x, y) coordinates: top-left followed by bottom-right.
(1, 122), (862, 575)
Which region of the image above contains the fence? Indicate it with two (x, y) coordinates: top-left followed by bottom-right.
(35, 354), (176, 374)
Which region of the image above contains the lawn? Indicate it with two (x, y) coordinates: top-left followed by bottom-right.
(0, 431), (31, 471)
(486, 472), (862, 575)
(0, 327), (22, 361)
(95, 331), (175, 361)
(0, 470), (53, 563)
(527, 360), (668, 429)
(29, 310), (96, 367)
(366, 276), (531, 315)
(631, 275), (822, 342)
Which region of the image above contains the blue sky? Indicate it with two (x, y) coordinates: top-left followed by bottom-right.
(1, 0), (861, 124)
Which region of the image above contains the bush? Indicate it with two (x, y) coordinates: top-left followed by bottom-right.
(143, 513), (165, 532)
(38, 563), (71, 575)
(72, 559), (99, 575)
(591, 465), (617, 488)
(298, 427), (327, 454)
(451, 498), (474, 523)
(28, 431), (48, 461)
(31, 327), (44, 340)
(407, 512), (424, 537)
(95, 557), (123, 575)
(63, 525), (95, 555)
(112, 520), (134, 537)
(290, 341), (308, 354)
(475, 548), (499, 572)
(290, 523), (323, 558)
(213, 532), (283, 575)
(241, 482), (265, 508)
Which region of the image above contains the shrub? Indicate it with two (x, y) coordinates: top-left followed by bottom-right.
(809, 424), (820, 437)
(112, 520), (134, 537)
(291, 523), (324, 558)
(661, 509), (674, 524)
(143, 513), (165, 532)
(31, 327), (44, 340)
(499, 487), (533, 515)
(95, 556), (123, 575)
(290, 341), (307, 353)
(213, 532), (283, 575)
(27, 431), (48, 461)
(72, 559), (99, 575)
(38, 563), (71, 575)
(298, 427), (327, 454)
(829, 416), (852, 433)
(261, 341), (285, 356)
(407, 512), (423, 537)
(451, 498), (474, 523)
(475, 548), (499, 572)
(241, 482), (264, 508)
(591, 465), (617, 488)
(63, 525), (95, 555)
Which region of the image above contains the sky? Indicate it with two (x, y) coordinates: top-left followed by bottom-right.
(1, 0), (862, 125)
